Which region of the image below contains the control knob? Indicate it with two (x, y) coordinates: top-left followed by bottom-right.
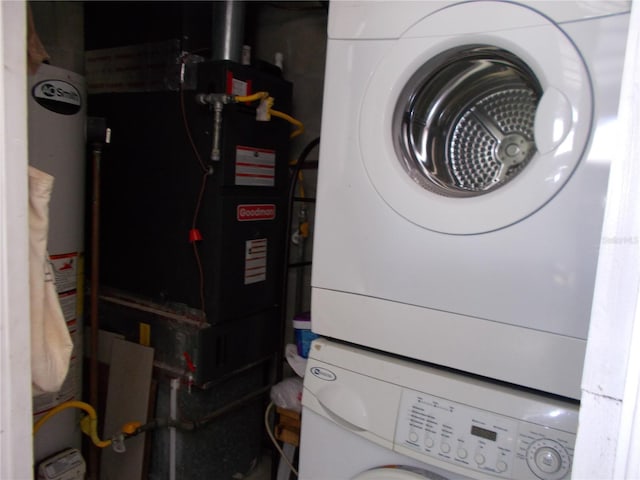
(526, 438), (571, 480)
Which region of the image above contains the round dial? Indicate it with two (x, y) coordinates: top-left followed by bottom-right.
(526, 438), (571, 480)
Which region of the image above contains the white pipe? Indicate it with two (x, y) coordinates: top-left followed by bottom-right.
(169, 378), (180, 480)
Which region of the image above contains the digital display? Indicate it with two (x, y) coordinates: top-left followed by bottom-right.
(471, 425), (497, 441)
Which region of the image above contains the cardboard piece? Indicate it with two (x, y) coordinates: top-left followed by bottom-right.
(100, 338), (154, 480)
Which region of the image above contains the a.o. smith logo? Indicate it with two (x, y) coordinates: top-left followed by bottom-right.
(237, 204), (276, 222)
(32, 79), (82, 115)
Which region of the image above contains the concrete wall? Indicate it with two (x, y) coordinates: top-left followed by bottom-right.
(251, 3), (327, 343)
(252, 3), (327, 154)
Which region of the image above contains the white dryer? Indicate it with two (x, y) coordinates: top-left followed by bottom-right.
(311, 1), (630, 399)
(299, 339), (579, 480)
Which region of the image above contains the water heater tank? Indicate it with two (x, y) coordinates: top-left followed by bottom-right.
(28, 63), (86, 462)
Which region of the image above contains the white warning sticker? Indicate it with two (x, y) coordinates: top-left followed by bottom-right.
(32, 314), (81, 415)
(32, 255), (82, 416)
(235, 146), (276, 187)
(231, 78), (249, 96)
(58, 290), (77, 323)
(245, 238), (267, 285)
(50, 252), (78, 294)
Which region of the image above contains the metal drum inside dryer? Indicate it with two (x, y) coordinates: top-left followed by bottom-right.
(394, 45), (542, 198)
(311, 1), (630, 399)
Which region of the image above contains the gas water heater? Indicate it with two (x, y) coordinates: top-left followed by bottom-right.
(28, 64), (86, 463)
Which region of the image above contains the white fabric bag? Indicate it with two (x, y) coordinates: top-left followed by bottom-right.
(29, 166), (73, 394)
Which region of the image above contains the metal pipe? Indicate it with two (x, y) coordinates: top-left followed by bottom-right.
(87, 118), (110, 479)
(212, 1), (245, 62)
(133, 384), (272, 435)
(169, 378), (179, 480)
(211, 101), (223, 161)
(90, 145), (100, 421)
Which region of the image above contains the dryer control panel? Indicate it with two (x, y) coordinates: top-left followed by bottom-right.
(395, 388), (575, 480)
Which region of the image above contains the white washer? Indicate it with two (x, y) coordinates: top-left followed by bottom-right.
(353, 466), (450, 480)
(300, 339), (579, 480)
(311, 1), (630, 399)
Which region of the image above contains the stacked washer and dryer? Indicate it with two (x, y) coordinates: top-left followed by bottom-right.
(300, 2), (631, 480)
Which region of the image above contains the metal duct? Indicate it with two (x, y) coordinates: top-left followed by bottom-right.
(212, 1), (245, 62)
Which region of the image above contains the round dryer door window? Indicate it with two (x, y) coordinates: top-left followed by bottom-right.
(360, 1), (593, 234)
(395, 46), (541, 197)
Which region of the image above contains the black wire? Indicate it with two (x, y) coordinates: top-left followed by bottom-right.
(277, 137), (321, 383)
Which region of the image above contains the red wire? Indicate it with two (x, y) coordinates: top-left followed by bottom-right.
(191, 172), (208, 316)
(180, 68), (208, 174)
(180, 62), (209, 318)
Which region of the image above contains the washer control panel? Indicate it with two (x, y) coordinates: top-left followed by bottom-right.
(395, 389), (575, 479)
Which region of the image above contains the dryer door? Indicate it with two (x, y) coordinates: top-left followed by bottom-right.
(360, 1), (592, 234)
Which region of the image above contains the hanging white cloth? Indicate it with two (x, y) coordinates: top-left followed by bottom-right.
(29, 166), (73, 394)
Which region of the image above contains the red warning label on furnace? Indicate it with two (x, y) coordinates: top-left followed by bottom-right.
(237, 204), (276, 222)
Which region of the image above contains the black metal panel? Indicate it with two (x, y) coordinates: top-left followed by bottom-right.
(90, 60), (292, 324)
(195, 60), (293, 190)
(98, 294), (278, 386)
(84, 2), (213, 52)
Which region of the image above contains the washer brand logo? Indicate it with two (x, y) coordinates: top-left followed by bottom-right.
(32, 80), (82, 115)
(310, 367), (336, 381)
(237, 204), (276, 222)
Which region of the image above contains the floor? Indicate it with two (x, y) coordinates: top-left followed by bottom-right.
(242, 449), (297, 480)
(241, 453), (272, 480)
